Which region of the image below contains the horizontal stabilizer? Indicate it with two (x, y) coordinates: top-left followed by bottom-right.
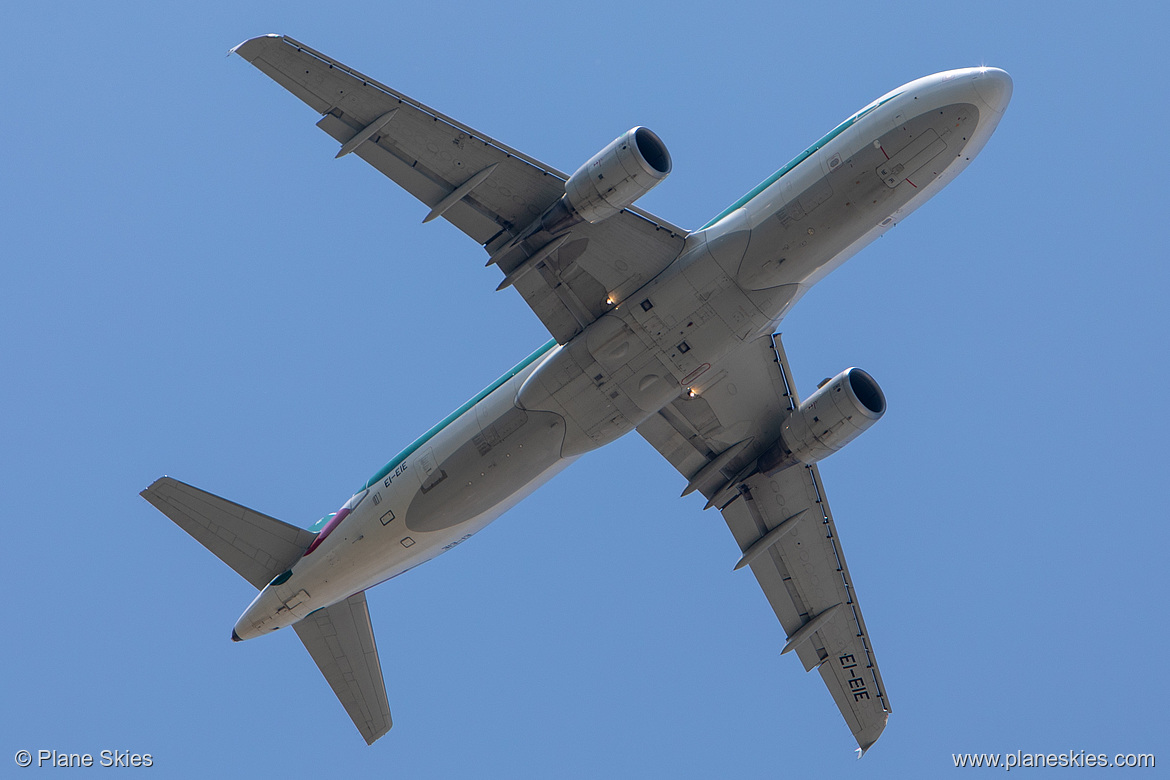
(294, 591), (392, 744)
(141, 477), (316, 589)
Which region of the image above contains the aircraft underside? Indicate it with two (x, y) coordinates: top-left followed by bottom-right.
(143, 34), (1011, 751)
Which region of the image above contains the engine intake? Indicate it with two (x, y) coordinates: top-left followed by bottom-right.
(759, 368), (886, 473)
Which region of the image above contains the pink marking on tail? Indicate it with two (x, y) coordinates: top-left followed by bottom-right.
(304, 507), (351, 555)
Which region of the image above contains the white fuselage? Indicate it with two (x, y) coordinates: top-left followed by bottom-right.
(233, 67), (1011, 640)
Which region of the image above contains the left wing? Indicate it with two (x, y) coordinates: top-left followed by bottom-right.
(294, 591), (393, 745)
(232, 35), (687, 343)
(636, 334), (891, 752)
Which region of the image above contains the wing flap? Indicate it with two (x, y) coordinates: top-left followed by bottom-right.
(294, 591), (392, 745)
(635, 334), (793, 495)
(141, 477), (316, 589)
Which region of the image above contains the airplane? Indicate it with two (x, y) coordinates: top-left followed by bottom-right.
(142, 34), (1011, 753)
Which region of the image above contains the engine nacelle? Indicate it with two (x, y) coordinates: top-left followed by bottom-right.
(759, 368), (886, 473)
(564, 127), (671, 223)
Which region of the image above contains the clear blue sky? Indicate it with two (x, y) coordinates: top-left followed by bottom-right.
(4, 1), (1167, 777)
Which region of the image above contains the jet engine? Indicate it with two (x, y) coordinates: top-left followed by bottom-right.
(565, 126), (671, 223)
(758, 368), (886, 473)
(552, 127), (671, 225)
(506, 127), (672, 248)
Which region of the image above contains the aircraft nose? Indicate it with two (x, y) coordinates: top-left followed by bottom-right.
(973, 67), (1013, 115)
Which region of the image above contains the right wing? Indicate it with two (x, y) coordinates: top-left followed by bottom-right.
(720, 462), (890, 753)
(294, 591), (392, 745)
(636, 335), (890, 752)
(232, 35), (687, 344)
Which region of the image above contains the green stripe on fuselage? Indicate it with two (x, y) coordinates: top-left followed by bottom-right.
(699, 94), (901, 231)
(361, 338), (558, 492)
